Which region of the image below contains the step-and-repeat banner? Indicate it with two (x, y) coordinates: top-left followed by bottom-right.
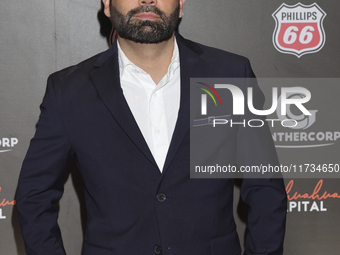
(1, 0), (339, 254)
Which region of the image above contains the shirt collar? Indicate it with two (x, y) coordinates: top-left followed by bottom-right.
(117, 37), (180, 78)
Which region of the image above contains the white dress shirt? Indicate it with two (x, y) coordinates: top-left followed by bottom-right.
(117, 38), (181, 172)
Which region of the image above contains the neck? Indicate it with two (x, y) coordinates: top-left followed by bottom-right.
(117, 34), (175, 84)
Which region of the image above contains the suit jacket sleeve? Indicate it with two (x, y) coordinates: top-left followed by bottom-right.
(238, 59), (287, 254)
(16, 75), (73, 255)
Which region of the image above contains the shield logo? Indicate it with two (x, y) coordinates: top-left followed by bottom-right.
(272, 3), (326, 58)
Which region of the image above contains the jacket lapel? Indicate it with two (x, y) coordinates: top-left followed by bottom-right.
(89, 41), (158, 169)
(162, 33), (207, 173)
(89, 35), (207, 174)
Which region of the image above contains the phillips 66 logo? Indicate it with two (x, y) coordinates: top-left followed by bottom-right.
(272, 3), (326, 58)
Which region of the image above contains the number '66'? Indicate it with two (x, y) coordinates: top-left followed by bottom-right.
(284, 26), (314, 44)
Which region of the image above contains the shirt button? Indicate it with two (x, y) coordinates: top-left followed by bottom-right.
(154, 245), (162, 254)
(156, 193), (167, 202)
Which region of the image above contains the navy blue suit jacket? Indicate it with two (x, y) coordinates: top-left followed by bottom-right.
(17, 33), (287, 255)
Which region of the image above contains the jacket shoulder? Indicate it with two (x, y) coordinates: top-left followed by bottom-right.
(50, 52), (102, 84)
(48, 45), (115, 87)
(198, 43), (254, 77)
(179, 35), (255, 77)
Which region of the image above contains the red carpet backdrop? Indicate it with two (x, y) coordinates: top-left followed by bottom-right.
(1, 0), (339, 254)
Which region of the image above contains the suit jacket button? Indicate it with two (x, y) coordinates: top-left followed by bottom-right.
(153, 245), (162, 254)
(156, 193), (166, 202)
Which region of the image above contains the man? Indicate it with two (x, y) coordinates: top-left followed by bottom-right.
(17, 0), (287, 254)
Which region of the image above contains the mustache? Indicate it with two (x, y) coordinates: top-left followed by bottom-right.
(127, 6), (167, 21)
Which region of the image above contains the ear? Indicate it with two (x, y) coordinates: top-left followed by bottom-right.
(179, 0), (186, 18)
(102, 0), (111, 18)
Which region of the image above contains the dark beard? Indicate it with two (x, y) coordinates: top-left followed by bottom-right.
(109, 4), (180, 44)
